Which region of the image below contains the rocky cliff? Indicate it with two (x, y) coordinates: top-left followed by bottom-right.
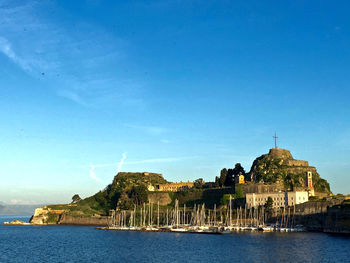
(249, 148), (330, 194)
(30, 206), (67, 225)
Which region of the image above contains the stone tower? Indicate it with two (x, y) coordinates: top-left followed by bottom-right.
(306, 171), (313, 188)
(306, 171), (315, 196)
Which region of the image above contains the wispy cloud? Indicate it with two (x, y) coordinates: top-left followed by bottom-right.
(117, 153), (127, 173)
(57, 89), (88, 107)
(89, 164), (102, 183)
(125, 124), (168, 135)
(89, 153), (127, 182)
(0, 1), (144, 108)
(0, 37), (31, 71)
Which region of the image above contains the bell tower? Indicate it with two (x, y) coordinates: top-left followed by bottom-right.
(306, 171), (312, 188)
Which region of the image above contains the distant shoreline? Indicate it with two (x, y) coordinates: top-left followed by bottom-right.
(0, 215), (32, 218)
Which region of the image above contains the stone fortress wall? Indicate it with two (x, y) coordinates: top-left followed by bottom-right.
(243, 183), (284, 194)
(148, 192), (172, 206)
(156, 181), (194, 192)
(286, 160), (309, 166)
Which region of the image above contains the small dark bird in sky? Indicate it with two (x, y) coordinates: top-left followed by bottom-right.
(41, 72), (45, 75)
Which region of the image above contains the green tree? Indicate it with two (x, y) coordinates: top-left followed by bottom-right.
(71, 194), (81, 203)
(194, 178), (204, 189)
(264, 197), (273, 210)
(232, 163), (246, 181)
(220, 194), (233, 206)
(219, 168), (227, 187)
(129, 185), (148, 205)
(214, 176), (220, 187)
(234, 184), (244, 199)
(118, 192), (133, 210)
(225, 169), (234, 186)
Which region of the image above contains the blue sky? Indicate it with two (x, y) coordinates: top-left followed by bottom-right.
(0, 0), (349, 204)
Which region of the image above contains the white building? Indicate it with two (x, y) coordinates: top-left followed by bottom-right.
(286, 191), (308, 206)
(246, 191), (309, 208)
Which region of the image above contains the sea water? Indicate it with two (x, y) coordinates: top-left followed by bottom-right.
(0, 216), (349, 263)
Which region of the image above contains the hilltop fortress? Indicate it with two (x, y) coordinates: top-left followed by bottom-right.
(245, 148), (329, 196)
(250, 148), (315, 179)
(230, 147), (331, 209)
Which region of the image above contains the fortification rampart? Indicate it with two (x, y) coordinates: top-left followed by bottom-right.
(268, 148), (293, 159)
(266, 198), (346, 232)
(324, 203), (350, 234)
(286, 160), (309, 167)
(242, 183), (284, 194)
(156, 181), (194, 192)
(58, 214), (109, 226)
(148, 192), (172, 206)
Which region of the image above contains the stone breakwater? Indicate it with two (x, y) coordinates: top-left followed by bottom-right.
(3, 220), (30, 225)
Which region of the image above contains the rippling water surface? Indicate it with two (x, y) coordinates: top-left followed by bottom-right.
(1, 216), (349, 263)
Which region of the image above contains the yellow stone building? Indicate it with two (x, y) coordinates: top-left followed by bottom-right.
(155, 181), (194, 192)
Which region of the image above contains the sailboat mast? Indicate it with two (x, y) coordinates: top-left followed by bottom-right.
(208, 209), (211, 226)
(149, 203), (151, 226)
(166, 208), (169, 226)
(140, 207), (142, 227)
(151, 203), (153, 226)
(214, 204), (217, 226)
(157, 201), (159, 227)
(229, 195), (232, 227)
